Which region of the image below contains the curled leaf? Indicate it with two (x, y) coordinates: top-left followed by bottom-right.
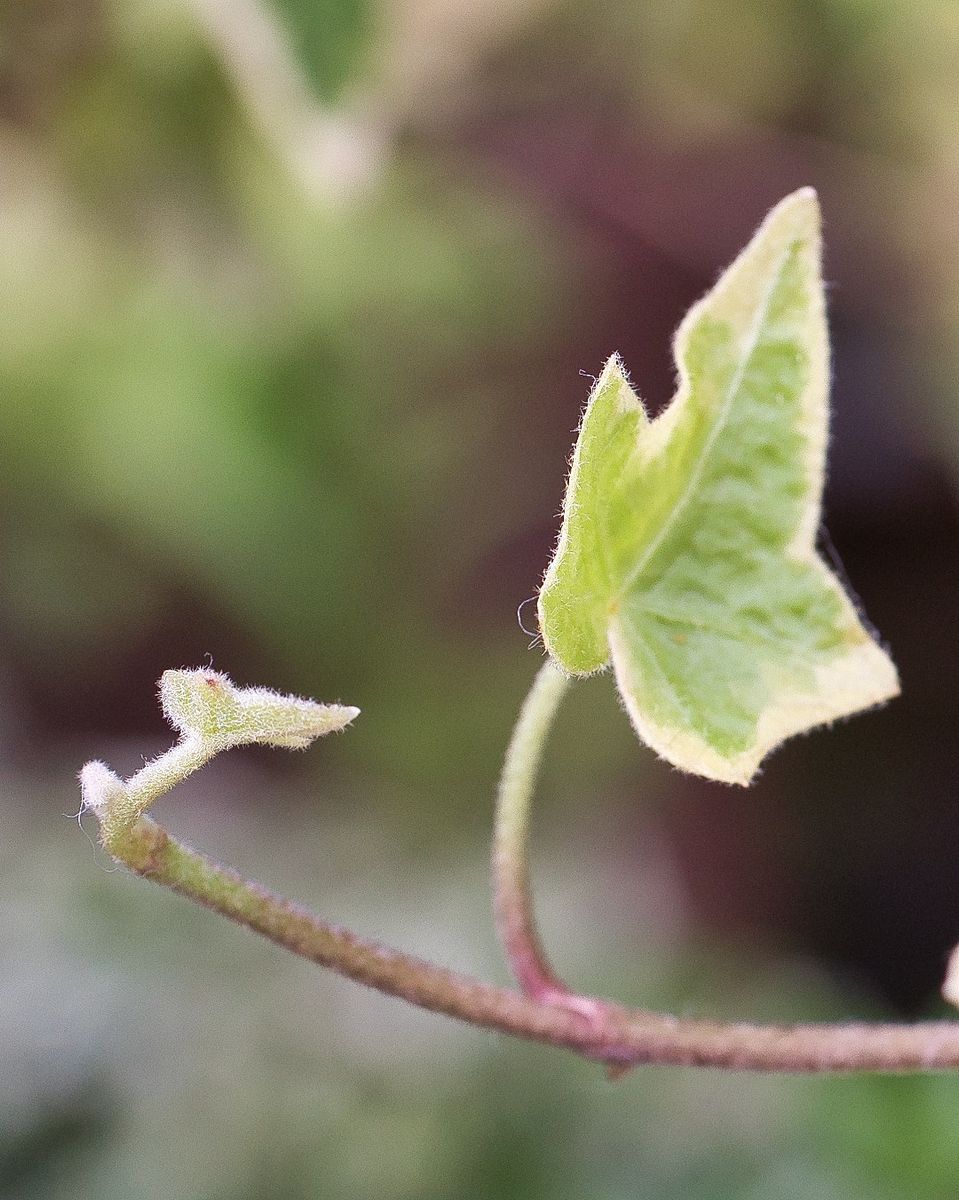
(538, 189), (898, 784)
(160, 669), (360, 750)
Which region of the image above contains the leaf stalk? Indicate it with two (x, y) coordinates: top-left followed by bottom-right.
(492, 659), (573, 1001)
(101, 808), (959, 1074)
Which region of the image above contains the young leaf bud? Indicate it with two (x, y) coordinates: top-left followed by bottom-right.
(159, 668), (359, 751)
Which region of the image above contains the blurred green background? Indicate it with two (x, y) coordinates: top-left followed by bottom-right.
(4, 0), (959, 1196)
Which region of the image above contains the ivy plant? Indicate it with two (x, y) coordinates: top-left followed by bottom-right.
(80, 189), (959, 1074)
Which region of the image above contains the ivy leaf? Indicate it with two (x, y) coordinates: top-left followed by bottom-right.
(538, 188), (899, 784)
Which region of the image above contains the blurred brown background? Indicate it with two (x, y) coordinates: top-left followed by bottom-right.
(3, 1), (959, 1197)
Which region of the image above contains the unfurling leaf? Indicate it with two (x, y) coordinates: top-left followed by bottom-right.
(538, 188), (898, 784)
(160, 669), (359, 750)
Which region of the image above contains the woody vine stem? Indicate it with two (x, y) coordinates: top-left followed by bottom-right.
(81, 665), (959, 1076)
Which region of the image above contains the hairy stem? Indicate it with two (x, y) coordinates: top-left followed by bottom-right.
(102, 812), (959, 1073)
(86, 664), (959, 1075)
(492, 660), (576, 1001)
(106, 739), (214, 837)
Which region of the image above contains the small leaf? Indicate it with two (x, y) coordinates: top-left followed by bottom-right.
(160, 669), (359, 750)
(538, 188), (898, 784)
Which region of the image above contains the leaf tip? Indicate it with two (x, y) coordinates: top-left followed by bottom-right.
(765, 185), (821, 238)
(233, 685), (360, 749)
(597, 351), (626, 382)
(784, 184), (818, 207)
(594, 353), (643, 417)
